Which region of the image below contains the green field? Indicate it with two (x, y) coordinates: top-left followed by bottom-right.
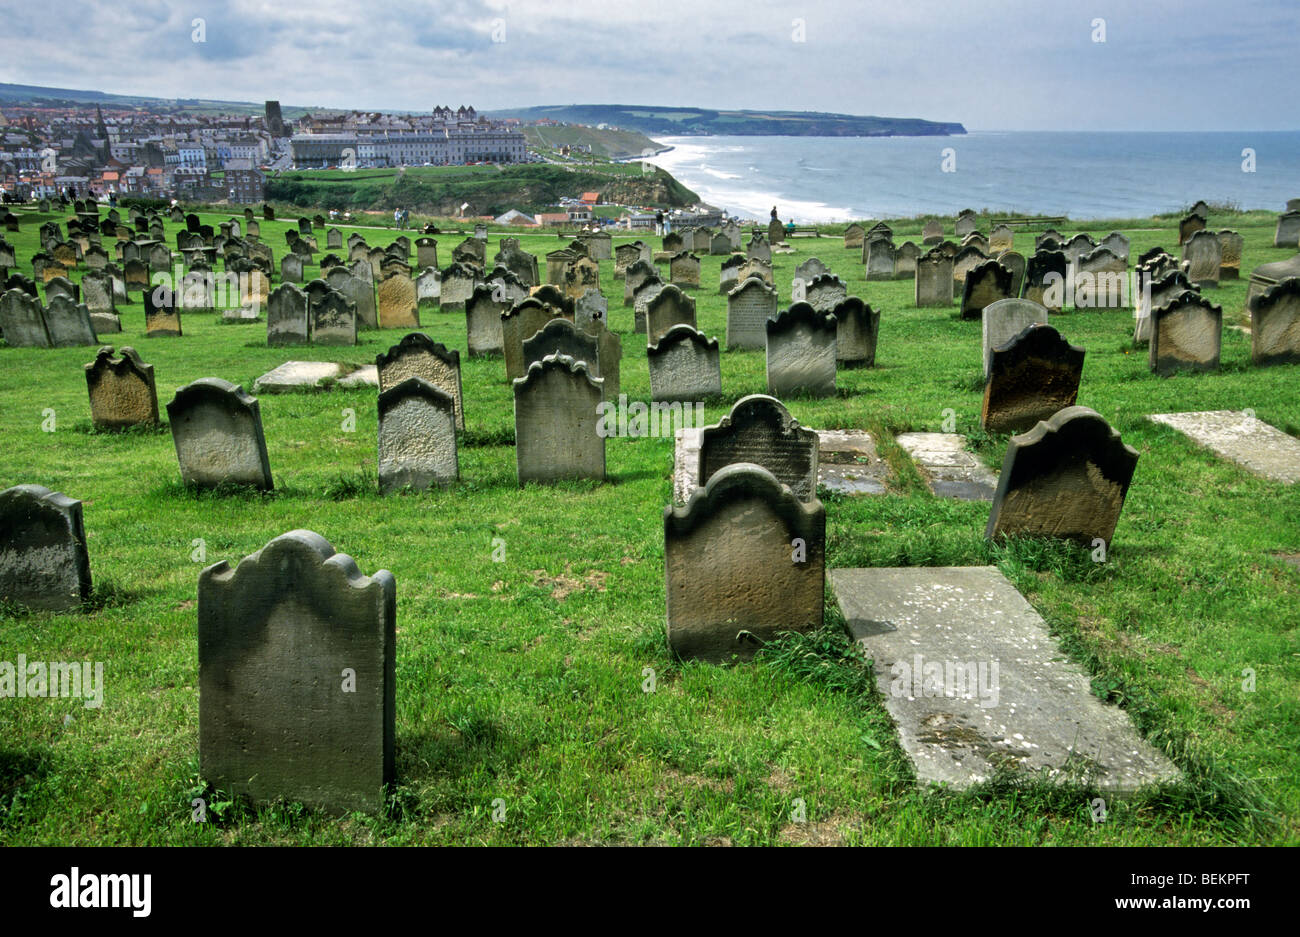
(0, 208), (1296, 845)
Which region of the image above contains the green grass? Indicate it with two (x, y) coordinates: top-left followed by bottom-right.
(0, 207), (1296, 845)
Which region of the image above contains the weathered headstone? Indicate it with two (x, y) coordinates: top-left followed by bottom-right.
(167, 379), (273, 490)
(377, 273), (419, 329)
(1182, 229), (1222, 287)
(922, 220), (944, 246)
(311, 290), (357, 346)
(1216, 230), (1243, 280)
(1022, 249), (1068, 313)
(42, 296), (98, 347)
(1150, 293), (1222, 376)
(574, 288), (607, 329)
(801, 273), (847, 312)
(725, 276), (778, 350)
(198, 530), (394, 815)
(415, 267), (441, 307)
(513, 354), (605, 484)
(843, 223), (865, 249)
(865, 238), (896, 281)
(0, 485), (92, 611)
(648, 325), (722, 402)
(378, 378), (459, 491)
(1075, 246), (1128, 308)
(989, 224), (1014, 254)
(1180, 212), (1207, 245)
(502, 298), (568, 380)
(1274, 211), (1300, 248)
(646, 284), (697, 345)
(464, 285), (509, 357)
(143, 283), (182, 337)
(961, 260), (1014, 320)
(1249, 278), (1300, 366)
(830, 296), (880, 367)
(0, 288), (50, 347)
(982, 297), (1049, 378)
(280, 253), (304, 284)
(267, 283), (308, 346)
(665, 464), (824, 663)
(981, 324), (1085, 434)
(914, 250), (954, 307)
(326, 267), (377, 329)
(699, 395), (818, 501)
(376, 333), (465, 430)
(987, 406), (1138, 544)
(766, 303), (837, 397)
(84, 345), (158, 429)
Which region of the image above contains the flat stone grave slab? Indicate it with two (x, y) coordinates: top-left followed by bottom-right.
(673, 427), (889, 502)
(253, 361), (375, 393)
(339, 364), (379, 388)
(1149, 410), (1300, 484)
(896, 432), (998, 501)
(830, 565), (1181, 794)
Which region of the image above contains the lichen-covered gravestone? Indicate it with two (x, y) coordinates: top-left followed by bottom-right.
(310, 289), (357, 346)
(981, 324), (1085, 434)
(377, 377), (459, 491)
(143, 282), (182, 337)
(377, 273), (419, 328)
(167, 378), (273, 490)
(698, 395), (819, 501)
(0, 485), (92, 611)
(1249, 278), (1300, 366)
(986, 406), (1138, 545)
(1150, 293), (1222, 376)
(376, 333), (465, 430)
(648, 325), (721, 402)
(1182, 229), (1222, 287)
(198, 530), (395, 815)
(513, 353), (605, 484)
(725, 276), (778, 350)
(502, 298), (569, 380)
(84, 346), (158, 429)
(765, 303), (837, 397)
(664, 464), (825, 662)
(0, 289), (51, 347)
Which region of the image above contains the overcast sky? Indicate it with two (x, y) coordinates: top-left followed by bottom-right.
(0, 0), (1296, 131)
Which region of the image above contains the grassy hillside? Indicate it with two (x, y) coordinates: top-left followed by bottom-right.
(0, 206), (1295, 845)
(265, 164), (699, 216)
(522, 124), (666, 160)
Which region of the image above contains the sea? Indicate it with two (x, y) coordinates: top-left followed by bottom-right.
(645, 131), (1300, 223)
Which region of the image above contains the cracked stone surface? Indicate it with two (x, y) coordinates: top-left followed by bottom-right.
(830, 566), (1181, 795)
(253, 361), (377, 393)
(896, 432), (999, 501)
(1149, 410), (1300, 484)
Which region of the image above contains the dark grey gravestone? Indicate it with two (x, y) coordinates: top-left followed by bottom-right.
(699, 394), (818, 501)
(199, 530), (395, 815)
(0, 485), (92, 611)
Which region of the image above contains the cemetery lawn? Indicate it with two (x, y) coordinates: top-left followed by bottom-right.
(1, 210), (1297, 846)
